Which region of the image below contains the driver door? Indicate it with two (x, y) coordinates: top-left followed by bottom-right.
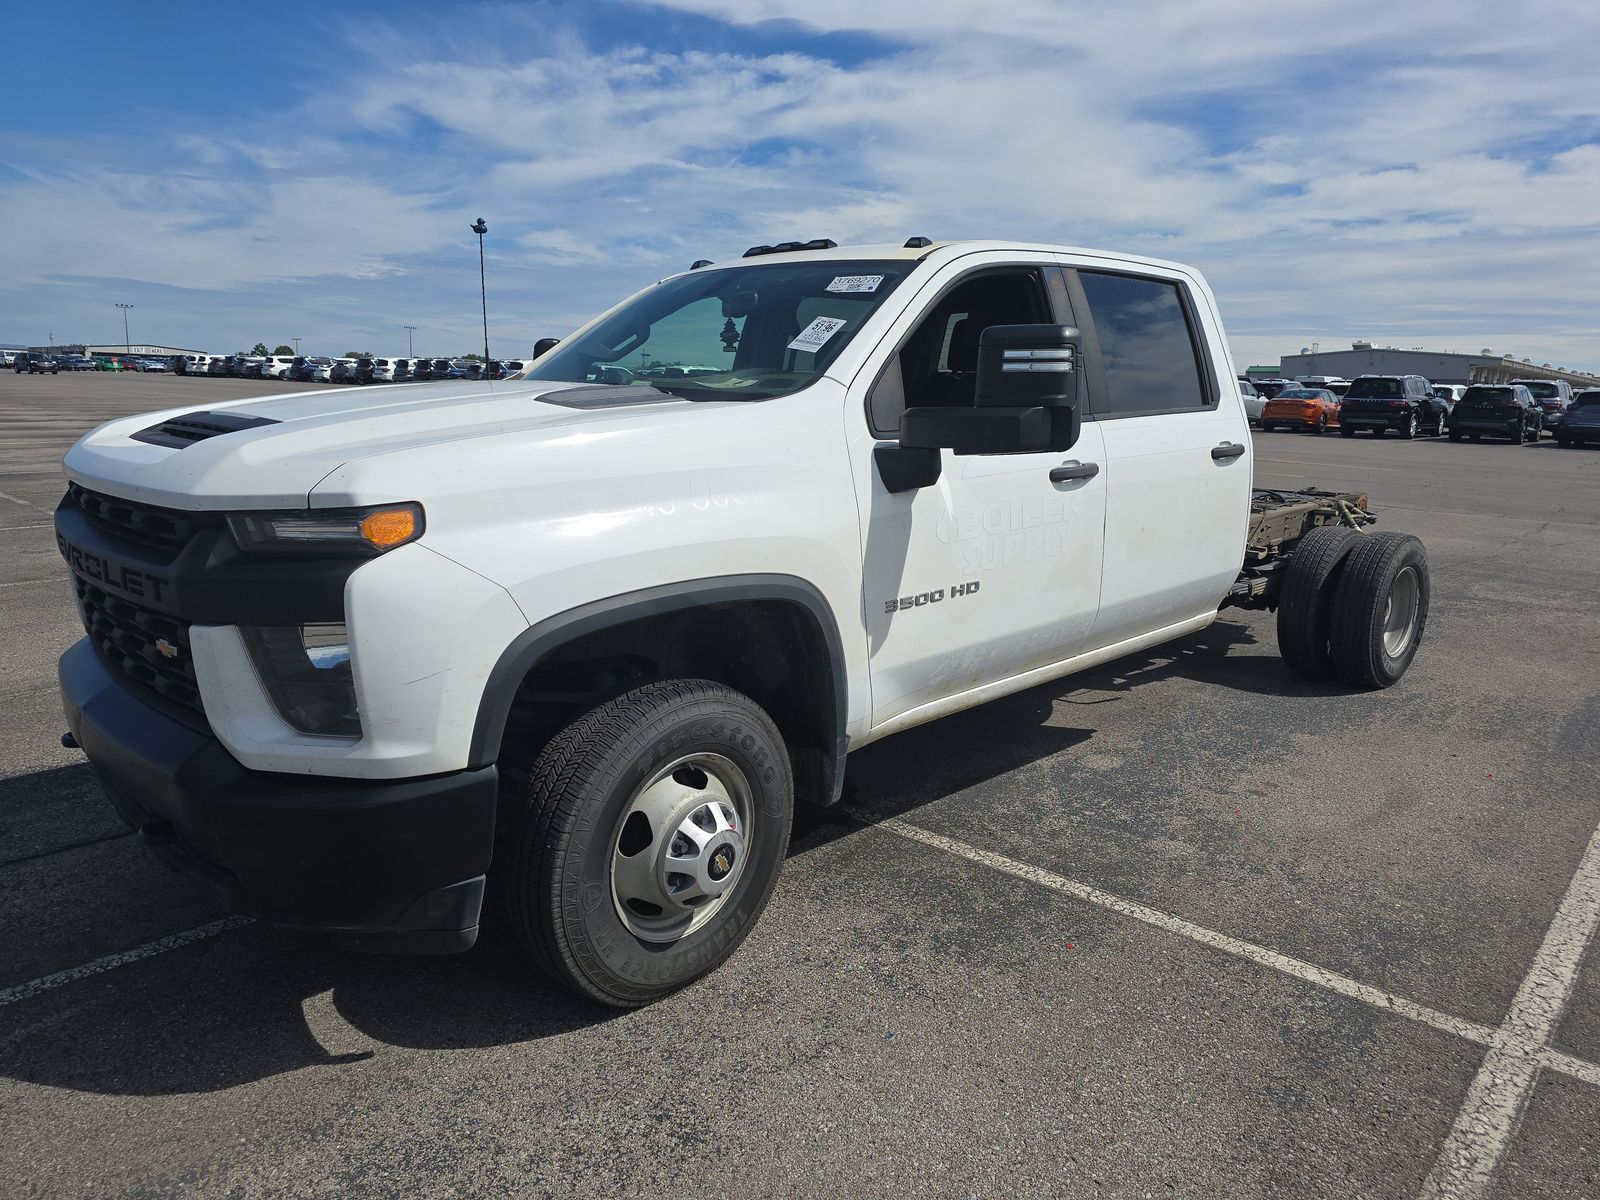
(845, 256), (1107, 731)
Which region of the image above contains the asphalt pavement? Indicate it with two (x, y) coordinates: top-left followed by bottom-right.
(2, 372), (1598, 1198)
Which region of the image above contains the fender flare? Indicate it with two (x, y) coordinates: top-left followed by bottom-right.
(467, 574), (849, 804)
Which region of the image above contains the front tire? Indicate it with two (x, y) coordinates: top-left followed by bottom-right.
(1329, 533), (1430, 688)
(1315, 414), (1327, 435)
(506, 679), (793, 1007)
(1402, 411), (1418, 439)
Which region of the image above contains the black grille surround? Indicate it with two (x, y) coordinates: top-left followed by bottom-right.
(73, 576), (204, 716)
(66, 482), (219, 556)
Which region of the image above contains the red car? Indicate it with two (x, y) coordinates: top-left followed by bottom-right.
(1261, 387), (1341, 434)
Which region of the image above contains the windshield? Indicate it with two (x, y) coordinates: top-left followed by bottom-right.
(522, 259), (915, 400)
(1344, 377), (1403, 399)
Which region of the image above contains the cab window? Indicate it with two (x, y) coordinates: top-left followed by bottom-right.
(1076, 271), (1211, 417)
(868, 268), (1050, 435)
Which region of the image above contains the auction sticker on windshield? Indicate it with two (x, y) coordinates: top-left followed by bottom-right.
(826, 275), (884, 294)
(788, 316), (848, 352)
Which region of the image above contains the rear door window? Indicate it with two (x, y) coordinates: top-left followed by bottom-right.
(1075, 271), (1211, 417)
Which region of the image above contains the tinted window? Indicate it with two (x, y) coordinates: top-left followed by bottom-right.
(1344, 377), (1404, 399)
(1078, 271), (1208, 416)
(1522, 382), (1560, 399)
(1573, 392), (1600, 408)
(1462, 387), (1514, 403)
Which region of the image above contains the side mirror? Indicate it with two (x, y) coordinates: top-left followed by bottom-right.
(533, 337), (560, 358)
(899, 324), (1081, 455)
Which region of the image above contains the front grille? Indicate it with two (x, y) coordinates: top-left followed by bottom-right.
(67, 483), (209, 554)
(74, 577), (204, 716)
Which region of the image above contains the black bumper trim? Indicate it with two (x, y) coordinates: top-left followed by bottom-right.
(60, 639), (497, 951)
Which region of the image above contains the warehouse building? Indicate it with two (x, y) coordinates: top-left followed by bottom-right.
(1275, 343), (1600, 388)
(81, 343), (205, 358)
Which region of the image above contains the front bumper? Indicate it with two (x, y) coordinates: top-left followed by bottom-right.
(60, 638), (498, 953)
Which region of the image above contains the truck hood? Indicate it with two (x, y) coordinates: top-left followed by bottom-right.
(61, 379), (711, 509)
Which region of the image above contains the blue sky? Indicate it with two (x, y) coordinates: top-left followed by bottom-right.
(3, 0), (1598, 370)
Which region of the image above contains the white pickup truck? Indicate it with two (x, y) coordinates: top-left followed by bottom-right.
(54, 238), (1430, 1005)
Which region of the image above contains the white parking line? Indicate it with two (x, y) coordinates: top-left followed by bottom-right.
(1420, 819), (1600, 1199)
(0, 917), (251, 1008)
(0, 489), (35, 506)
(854, 812), (1600, 1098)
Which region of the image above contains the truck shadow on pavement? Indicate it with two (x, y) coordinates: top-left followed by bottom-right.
(0, 618), (1339, 1097)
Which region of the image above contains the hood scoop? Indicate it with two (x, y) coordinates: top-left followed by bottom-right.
(132, 410), (281, 449)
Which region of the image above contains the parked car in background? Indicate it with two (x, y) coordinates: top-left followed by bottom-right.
(174, 354), (203, 375)
(1254, 378), (1295, 400)
(57, 354), (97, 371)
(329, 358), (359, 384)
(1261, 387), (1341, 434)
(1235, 376), (1266, 424)
(1556, 391), (1600, 447)
(207, 356), (231, 376)
(369, 357), (404, 382)
(501, 359), (525, 375)
(287, 356), (316, 382)
(1432, 384), (1467, 415)
(1448, 384), (1541, 444)
(237, 356), (265, 378)
(431, 357), (462, 379)
(260, 355), (296, 379)
(0, 350), (16, 367)
(14, 352), (58, 374)
(1512, 379), (1573, 436)
(1297, 376), (1350, 395)
(1338, 374), (1446, 438)
(408, 358), (432, 381)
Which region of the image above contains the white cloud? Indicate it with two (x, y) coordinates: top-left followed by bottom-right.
(3, 0), (1598, 367)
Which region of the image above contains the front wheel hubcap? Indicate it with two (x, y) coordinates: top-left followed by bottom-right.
(610, 753), (753, 943)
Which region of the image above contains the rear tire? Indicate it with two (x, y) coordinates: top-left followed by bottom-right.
(1329, 533), (1429, 689)
(1401, 411), (1418, 439)
(506, 679), (793, 1007)
(1315, 414), (1327, 435)
(1277, 525), (1360, 679)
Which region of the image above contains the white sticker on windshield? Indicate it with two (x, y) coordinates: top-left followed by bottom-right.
(788, 316), (848, 353)
(826, 274), (884, 294)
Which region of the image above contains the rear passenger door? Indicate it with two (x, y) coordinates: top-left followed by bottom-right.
(1059, 261), (1252, 649)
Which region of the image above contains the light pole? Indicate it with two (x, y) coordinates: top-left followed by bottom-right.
(470, 218), (489, 364)
(292, 337), (301, 355)
(404, 325), (417, 357)
(115, 303), (133, 355)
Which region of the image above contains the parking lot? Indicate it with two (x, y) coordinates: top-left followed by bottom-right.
(2, 371), (1598, 1198)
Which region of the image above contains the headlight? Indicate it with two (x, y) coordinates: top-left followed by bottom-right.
(228, 502), (423, 555)
(240, 623), (360, 737)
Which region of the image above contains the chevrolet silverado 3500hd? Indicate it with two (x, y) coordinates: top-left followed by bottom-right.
(55, 238), (1430, 1005)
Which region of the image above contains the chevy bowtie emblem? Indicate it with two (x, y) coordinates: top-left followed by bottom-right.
(155, 638), (180, 659)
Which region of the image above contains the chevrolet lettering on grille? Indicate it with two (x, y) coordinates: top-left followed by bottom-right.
(56, 535), (172, 604)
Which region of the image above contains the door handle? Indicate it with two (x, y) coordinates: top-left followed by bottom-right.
(1211, 442), (1247, 461)
(1048, 461), (1100, 482)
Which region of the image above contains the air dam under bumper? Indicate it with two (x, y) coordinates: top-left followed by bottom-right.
(59, 638), (497, 954)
